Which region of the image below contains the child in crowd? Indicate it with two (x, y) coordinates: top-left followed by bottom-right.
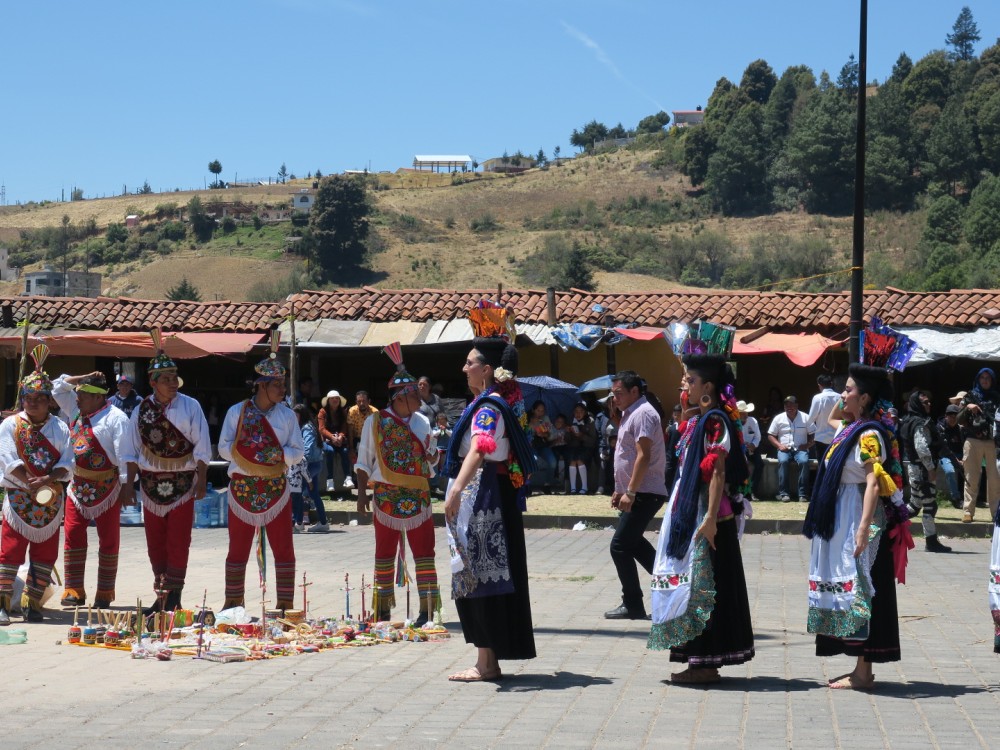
(432, 413), (452, 495)
(550, 414), (569, 485)
(288, 457), (312, 533)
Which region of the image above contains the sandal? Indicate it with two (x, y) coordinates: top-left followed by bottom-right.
(448, 666), (503, 682)
(670, 667), (720, 685)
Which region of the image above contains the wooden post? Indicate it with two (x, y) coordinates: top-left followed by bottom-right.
(546, 287), (559, 379)
(15, 303), (30, 411)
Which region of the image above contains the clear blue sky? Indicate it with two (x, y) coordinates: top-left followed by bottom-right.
(4, 1), (999, 205)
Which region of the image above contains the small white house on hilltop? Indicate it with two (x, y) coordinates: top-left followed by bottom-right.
(672, 108), (705, 128)
(23, 266), (102, 298)
(291, 189), (315, 214)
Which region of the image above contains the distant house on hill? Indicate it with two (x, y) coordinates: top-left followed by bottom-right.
(412, 155), (472, 173)
(672, 108), (705, 128)
(290, 189), (315, 214)
(22, 266), (101, 298)
(125, 214), (140, 229)
(481, 154), (537, 174)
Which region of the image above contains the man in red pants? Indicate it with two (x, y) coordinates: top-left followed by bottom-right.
(217, 341), (303, 611)
(355, 342), (439, 626)
(52, 371), (130, 608)
(121, 332), (211, 613)
(0, 345), (73, 625)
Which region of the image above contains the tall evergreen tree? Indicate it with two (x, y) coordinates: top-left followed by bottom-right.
(964, 173), (1000, 253)
(763, 65), (816, 155)
(166, 276), (202, 302)
(946, 6), (980, 62)
(889, 53), (913, 84)
(308, 175), (371, 280)
(902, 51), (953, 110)
(837, 54), (860, 99)
(706, 103), (769, 215)
(739, 59), (778, 105)
(866, 135), (913, 210)
(923, 98), (978, 194)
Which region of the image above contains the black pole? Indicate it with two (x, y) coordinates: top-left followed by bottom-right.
(849, 0), (868, 364)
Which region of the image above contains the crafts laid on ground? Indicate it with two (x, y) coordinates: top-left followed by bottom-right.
(62, 571), (448, 662)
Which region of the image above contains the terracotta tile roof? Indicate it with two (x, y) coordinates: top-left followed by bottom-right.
(4, 288), (1000, 337)
(280, 288), (1000, 333)
(0, 296), (278, 333)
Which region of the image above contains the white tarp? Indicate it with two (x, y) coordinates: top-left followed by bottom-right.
(898, 326), (1000, 364)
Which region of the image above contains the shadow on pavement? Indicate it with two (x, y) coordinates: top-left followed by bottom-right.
(872, 680), (992, 699)
(497, 671), (614, 692)
(663, 675), (818, 692)
(534, 626), (650, 639)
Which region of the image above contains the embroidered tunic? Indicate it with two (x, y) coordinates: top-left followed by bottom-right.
(121, 393), (212, 517)
(52, 376), (130, 520)
(218, 399), (304, 527)
(355, 408), (436, 531)
(0, 412), (74, 543)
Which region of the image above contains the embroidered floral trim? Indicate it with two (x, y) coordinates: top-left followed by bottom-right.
(651, 572), (690, 590)
(809, 578), (854, 594)
(647, 537), (715, 651)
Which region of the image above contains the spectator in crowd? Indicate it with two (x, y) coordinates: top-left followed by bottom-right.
(738, 400), (763, 500)
(527, 400), (557, 480)
(565, 402), (597, 494)
(807, 374), (840, 461)
(596, 396), (623, 495)
(319, 389), (352, 491)
(958, 368), (1000, 522)
(768, 395), (815, 502)
(431, 412), (452, 495)
(937, 403), (965, 508)
(417, 376), (443, 425)
(294, 404), (327, 532)
(605, 370), (667, 620)
(550, 414), (569, 487)
(663, 402), (684, 493)
(899, 390), (950, 552)
(108, 374), (141, 417)
(760, 386), (785, 432)
(347, 390), (379, 454)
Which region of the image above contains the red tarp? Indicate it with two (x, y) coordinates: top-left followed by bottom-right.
(0, 331), (264, 359)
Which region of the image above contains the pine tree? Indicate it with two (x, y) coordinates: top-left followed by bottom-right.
(946, 6), (980, 62)
(166, 277), (202, 302)
(706, 103), (769, 214)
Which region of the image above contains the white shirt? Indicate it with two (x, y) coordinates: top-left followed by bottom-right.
(51, 375), (130, 481)
(355, 408), (437, 482)
(741, 415), (761, 449)
(0, 412), (74, 490)
(807, 388), (841, 444)
(218, 399), (305, 476)
(121, 392), (213, 470)
(768, 410), (815, 450)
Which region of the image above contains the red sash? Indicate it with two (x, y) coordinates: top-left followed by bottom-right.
(227, 401), (288, 527)
(3, 416), (65, 543)
(69, 406), (120, 520)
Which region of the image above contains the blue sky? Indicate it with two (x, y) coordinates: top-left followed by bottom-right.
(3, 1), (999, 205)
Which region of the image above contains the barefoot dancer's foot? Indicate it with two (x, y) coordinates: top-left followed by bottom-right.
(448, 666), (503, 682)
(670, 667), (721, 684)
(829, 672), (875, 690)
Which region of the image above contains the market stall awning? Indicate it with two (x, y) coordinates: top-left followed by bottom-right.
(0, 331), (264, 359)
(733, 330), (842, 367)
(277, 319), (551, 347)
(898, 326), (1000, 364)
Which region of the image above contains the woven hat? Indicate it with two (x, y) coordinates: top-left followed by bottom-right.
(949, 390), (967, 405)
(148, 328), (178, 380)
(254, 330), (286, 382)
(736, 400), (755, 413)
(383, 341), (418, 396)
(20, 344), (53, 396)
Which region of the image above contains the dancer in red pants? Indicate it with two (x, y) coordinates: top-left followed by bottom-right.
(355, 342), (439, 626)
(218, 336), (303, 611)
(0, 345), (73, 625)
(121, 330), (211, 613)
(52, 371), (130, 608)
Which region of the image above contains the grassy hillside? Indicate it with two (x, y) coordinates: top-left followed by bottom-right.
(0, 146), (922, 300)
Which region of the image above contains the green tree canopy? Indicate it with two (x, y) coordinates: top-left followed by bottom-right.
(569, 120), (609, 151)
(518, 235), (594, 291)
(902, 51), (953, 111)
(187, 196), (215, 243)
(308, 175), (371, 280)
(922, 98), (978, 194)
(706, 103), (769, 215)
(740, 59), (778, 105)
(208, 160), (222, 186)
(946, 6), (980, 62)
(964, 173), (1000, 252)
(166, 276), (202, 302)
(636, 111), (670, 134)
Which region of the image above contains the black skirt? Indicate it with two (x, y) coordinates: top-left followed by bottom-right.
(454, 472), (536, 661)
(670, 517), (755, 668)
(815, 530), (901, 663)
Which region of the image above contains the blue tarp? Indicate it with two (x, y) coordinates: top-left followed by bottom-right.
(577, 374), (613, 394)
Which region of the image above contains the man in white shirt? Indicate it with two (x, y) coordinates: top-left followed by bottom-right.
(806, 374), (840, 461)
(767, 395), (815, 502)
(738, 400), (762, 500)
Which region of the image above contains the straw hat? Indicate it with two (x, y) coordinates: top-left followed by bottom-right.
(736, 400), (755, 413)
(948, 390), (967, 405)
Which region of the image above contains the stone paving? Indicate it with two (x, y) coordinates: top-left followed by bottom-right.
(4, 524), (999, 749)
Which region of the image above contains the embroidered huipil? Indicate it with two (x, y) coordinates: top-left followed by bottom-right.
(121, 393), (212, 517)
(0, 412), (74, 543)
(355, 408), (437, 531)
(52, 376), (130, 520)
(218, 399), (303, 527)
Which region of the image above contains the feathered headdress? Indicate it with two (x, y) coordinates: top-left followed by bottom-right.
(383, 341), (418, 396)
(468, 298), (516, 342)
(148, 327), (178, 380)
(254, 329), (286, 382)
(20, 344), (53, 395)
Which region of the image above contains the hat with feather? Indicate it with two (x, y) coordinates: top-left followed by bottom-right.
(254, 330), (286, 383)
(383, 341), (418, 397)
(20, 344), (53, 396)
(148, 328), (178, 380)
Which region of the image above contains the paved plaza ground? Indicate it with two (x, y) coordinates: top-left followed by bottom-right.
(4, 524), (999, 749)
